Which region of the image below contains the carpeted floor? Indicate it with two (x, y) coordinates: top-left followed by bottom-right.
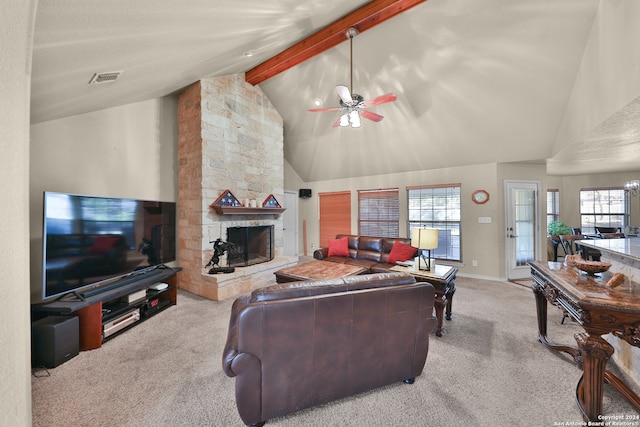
(508, 278), (534, 288)
(31, 276), (639, 426)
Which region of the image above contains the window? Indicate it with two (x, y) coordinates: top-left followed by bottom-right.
(358, 188), (399, 237)
(546, 189), (559, 230)
(407, 184), (461, 262)
(579, 188), (627, 234)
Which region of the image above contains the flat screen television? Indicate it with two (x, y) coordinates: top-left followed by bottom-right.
(42, 191), (177, 300)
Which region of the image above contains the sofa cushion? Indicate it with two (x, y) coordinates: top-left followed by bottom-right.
(387, 241), (418, 264)
(322, 257), (380, 271)
(358, 236), (384, 253)
(341, 272), (416, 289)
(336, 234), (360, 250)
(251, 278), (346, 302)
(369, 263), (396, 273)
(328, 237), (350, 257)
(250, 272), (416, 303)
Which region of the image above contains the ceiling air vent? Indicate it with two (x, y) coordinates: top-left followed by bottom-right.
(88, 71), (123, 84)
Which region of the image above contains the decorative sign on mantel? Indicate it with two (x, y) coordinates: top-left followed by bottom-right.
(210, 190), (285, 215)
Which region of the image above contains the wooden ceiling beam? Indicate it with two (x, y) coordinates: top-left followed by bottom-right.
(245, 0), (426, 86)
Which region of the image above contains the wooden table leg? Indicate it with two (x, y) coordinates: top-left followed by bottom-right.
(532, 283), (550, 343)
(531, 282), (581, 362)
(433, 292), (446, 337)
(445, 287), (455, 321)
(574, 332), (614, 422)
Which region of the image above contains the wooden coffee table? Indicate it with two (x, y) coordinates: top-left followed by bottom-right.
(274, 260), (367, 283)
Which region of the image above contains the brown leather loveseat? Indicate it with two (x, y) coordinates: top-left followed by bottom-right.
(313, 234), (417, 273)
(222, 272), (436, 426)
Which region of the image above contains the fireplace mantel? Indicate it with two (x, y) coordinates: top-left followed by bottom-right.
(212, 206), (285, 215)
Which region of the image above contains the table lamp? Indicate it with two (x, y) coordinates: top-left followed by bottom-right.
(411, 227), (439, 271)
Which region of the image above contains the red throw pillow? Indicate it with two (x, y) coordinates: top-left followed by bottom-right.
(387, 241), (418, 264)
(328, 237), (350, 257)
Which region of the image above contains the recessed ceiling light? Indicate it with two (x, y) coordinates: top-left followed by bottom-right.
(243, 50), (256, 57)
(313, 98), (323, 107)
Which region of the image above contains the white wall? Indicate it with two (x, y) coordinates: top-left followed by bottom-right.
(1, 1), (37, 425)
(29, 97), (178, 302)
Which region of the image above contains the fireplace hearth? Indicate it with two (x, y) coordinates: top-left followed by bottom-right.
(227, 225), (274, 267)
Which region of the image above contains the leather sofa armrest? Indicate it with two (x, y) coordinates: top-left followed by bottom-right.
(313, 247), (328, 260)
(222, 294), (251, 377)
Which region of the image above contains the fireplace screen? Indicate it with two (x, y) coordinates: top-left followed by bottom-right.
(226, 225), (274, 267)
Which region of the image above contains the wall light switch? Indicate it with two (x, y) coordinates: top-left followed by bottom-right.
(478, 217), (492, 224)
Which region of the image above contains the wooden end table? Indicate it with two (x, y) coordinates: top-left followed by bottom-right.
(274, 260), (367, 283)
(391, 264), (457, 337)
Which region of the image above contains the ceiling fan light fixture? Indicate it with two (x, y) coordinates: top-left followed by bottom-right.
(306, 26), (396, 128)
(349, 110), (361, 128)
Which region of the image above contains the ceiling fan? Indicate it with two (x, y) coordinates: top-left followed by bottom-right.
(307, 27), (397, 128)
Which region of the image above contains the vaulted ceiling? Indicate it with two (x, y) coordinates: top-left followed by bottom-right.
(30, 0), (639, 182)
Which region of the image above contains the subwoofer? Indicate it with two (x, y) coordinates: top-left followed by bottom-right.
(31, 315), (79, 368)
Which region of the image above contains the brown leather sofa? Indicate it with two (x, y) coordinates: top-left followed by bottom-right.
(313, 234), (417, 273)
(222, 272), (436, 426)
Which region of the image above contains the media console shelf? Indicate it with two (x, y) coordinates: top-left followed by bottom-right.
(33, 267), (181, 351)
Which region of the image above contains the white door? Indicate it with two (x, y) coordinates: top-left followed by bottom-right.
(505, 180), (540, 280)
(282, 191), (298, 256)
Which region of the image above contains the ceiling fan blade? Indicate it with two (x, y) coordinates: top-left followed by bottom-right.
(361, 92), (397, 108)
(360, 110), (384, 122)
(336, 85), (354, 105)
(307, 107), (340, 113)
(332, 117), (342, 128)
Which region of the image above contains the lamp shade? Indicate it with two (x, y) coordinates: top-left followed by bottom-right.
(411, 228), (438, 250)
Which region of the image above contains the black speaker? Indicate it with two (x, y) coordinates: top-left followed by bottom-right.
(299, 189), (312, 198)
(31, 315), (79, 368)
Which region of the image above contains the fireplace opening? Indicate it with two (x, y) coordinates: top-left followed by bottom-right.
(226, 225), (274, 267)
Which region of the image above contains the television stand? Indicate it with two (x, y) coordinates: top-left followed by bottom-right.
(32, 267), (180, 351)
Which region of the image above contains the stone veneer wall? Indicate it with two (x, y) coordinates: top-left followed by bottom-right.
(177, 74), (296, 301)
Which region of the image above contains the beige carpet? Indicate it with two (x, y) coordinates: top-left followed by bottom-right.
(509, 278), (534, 288)
(31, 276), (639, 426)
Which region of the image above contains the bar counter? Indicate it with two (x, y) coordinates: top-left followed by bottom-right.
(579, 237), (640, 268)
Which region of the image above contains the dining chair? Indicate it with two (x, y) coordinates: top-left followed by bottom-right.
(559, 234), (585, 257)
(596, 226), (622, 235)
(600, 233), (625, 239)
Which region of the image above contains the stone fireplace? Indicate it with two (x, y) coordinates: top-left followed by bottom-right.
(177, 74), (297, 301)
(227, 225), (274, 267)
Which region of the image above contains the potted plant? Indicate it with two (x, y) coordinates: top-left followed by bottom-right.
(547, 221), (571, 241)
